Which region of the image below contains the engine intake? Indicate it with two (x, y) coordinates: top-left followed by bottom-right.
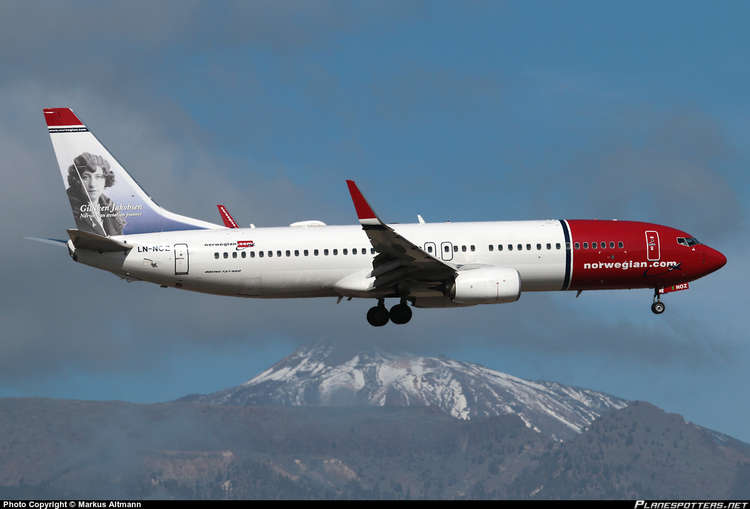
(450, 267), (521, 304)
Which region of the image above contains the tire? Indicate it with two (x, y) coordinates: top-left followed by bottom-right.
(389, 303), (413, 325)
(367, 306), (389, 326)
(651, 301), (665, 314)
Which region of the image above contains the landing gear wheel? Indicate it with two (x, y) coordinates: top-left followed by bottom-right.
(651, 301), (665, 314)
(389, 303), (413, 325)
(367, 304), (389, 327)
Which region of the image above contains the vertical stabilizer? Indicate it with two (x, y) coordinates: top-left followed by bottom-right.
(44, 107), (222, 236)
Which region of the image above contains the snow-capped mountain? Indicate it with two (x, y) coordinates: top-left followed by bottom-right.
(187, 343), (628, 440)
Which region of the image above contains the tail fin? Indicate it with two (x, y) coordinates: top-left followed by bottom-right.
(44, 107), (221, 236)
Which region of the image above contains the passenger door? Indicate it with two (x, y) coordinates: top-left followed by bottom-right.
(174, 243), (189, 275)
(645, 231), (660, 261)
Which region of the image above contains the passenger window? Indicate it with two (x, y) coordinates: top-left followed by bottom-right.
(214, 252), (219, 259)
(462, 245), (467, 252)
(223, 252), (228, 259)
(583, 242), (588, 249)
(546, 243), (551, 250)
(526, 244), (531, 251)
(609, 242), (615, 249)
(592, 242), (597, 249)
(537, 243), (542, 250)
(444, 245), (450, 252)
(232, 252), (237, 259)
(268, 251), (273, 257)
(600, 241), (606, 249)
(241, 251), (246, 258)
(250, 251), (256, 258)
(352, 248), (358, 254)
(304, 250), (309, 256)
(314, 249), (319, 256)
(294, 250), (299, 256)
(498, 244), (503, 251)
(259, 251), (264, 258)
(324, 249), (329, 256)
(286, 250), (291, 257)
(556, 243), (561, 250)
(488, 245), (494, 251)
(427, 246), (433, 253)
(508, 244), (513, 251)
(333, 249), (338, 255)
(517, 244), (522, 250)
(574, 242), (580, 249)
(343, 248), (348, 255)
(453, 245), (458, 252)
(618, 241), (624, 249)
(470, 245), (475, 252)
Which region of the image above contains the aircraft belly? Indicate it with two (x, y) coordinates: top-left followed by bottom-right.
(259, 269), (350, 297)
(516, 262), (565, 291)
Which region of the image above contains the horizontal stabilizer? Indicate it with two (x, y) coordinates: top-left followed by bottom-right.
(67, 229), (132, 252)
(25, 236), (67, 247)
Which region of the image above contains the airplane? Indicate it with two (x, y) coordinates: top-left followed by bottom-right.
(35, 107), (727, 326)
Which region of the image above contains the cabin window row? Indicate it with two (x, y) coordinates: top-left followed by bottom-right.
(487, 243), (562, 252)
(573, 241), (625, 250)
(214, 247), (376, 259)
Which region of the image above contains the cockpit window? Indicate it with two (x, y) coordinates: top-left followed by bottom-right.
(677, 237), (700, 247)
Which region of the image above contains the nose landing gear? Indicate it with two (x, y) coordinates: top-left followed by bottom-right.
(651, 290), (666, 314)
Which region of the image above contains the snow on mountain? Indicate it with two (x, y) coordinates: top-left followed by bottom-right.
(188, 343), (628, 440)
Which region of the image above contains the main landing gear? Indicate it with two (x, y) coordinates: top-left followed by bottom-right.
(651, 289), (666, 315)
(366, 298), (413, 326)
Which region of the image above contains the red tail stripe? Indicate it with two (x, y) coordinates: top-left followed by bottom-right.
(43, 107), (83, 127)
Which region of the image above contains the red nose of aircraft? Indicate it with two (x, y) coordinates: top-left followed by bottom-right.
(703, 246), (727, 275)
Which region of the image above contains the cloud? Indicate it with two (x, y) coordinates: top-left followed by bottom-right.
(530, 108), (744, 240)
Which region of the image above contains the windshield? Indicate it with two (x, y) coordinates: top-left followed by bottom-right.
(677, 237), (700, 247)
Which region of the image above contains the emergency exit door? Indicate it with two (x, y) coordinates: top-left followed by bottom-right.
(174, 243), (189, 275)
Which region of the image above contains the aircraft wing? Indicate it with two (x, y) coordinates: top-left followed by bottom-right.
(345, 180), (456, 294)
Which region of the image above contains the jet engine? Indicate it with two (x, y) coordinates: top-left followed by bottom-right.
(450, 266), (521, 304)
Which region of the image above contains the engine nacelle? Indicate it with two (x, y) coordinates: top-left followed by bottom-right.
(450, 267), (521, 305)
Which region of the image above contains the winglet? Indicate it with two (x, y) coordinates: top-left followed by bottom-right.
(217, 204), (239, 228)
(346, 180), (381, 226)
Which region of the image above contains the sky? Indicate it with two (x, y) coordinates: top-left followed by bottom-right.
(1, 1), (748, 441)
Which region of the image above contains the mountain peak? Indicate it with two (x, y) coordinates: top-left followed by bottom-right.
(189, 343), (628, 440)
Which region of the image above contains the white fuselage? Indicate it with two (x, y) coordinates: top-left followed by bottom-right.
(76, 220), (569, 302)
